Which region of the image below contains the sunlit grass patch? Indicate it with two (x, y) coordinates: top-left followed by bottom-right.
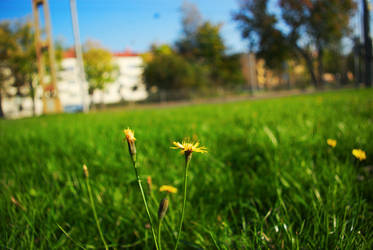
(0, 89), (372, 249)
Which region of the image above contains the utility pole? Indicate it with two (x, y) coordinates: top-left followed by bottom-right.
(362, 0), (372, 87)
(70, 0), (89, 112)
(241, 53), (258, 94)
(32, 0), (62, 113)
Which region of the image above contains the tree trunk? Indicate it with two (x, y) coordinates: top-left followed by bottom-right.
(295, 45), (318, 88)
(363, 0), (372, 87)
(317, 43), (324, 88)
(16, 88), (23, 111)
(100, 90), (105, 109)
(0, 88), (4, 118)
(31, 94), (36, 116)
(28, 81), (36, 116)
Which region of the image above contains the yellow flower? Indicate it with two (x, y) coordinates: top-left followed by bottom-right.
(159, 185), (178, 194)
(172, 141), (207, 154)
(123, 128), (136, 143)
(327, 139), (337, 148)
(352, 149), (366, 161)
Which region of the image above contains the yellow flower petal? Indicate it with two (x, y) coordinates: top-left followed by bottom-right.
(124, 128), (136, 143)
(327, 139), (337, 148)
(159, 185), (178, 194)
(171, 140), (207, 154)
(352, 149), (366, 161)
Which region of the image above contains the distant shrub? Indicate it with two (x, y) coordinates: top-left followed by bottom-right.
(143, 52), (210, 91)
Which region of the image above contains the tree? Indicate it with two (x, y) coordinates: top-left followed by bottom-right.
(181, 0), (202, 37)
(175, 2), (244, 87)
(176, 2), (225, 65)
(144, 1), (244, 92)
(143, 45), (210, 91)
(0, 19), (64, 117)
(83, 47), (119, 106)
(175, 0), (203, 58)
(236, 0), (292, 71)
(194, 22), (246, 86)
(0, 20), (37, 117)
(194, 22), (225, 65)
(219, 53), (246, 86)
(323, 42), (351, 85)
(0, 22), (16, 118)
(11, 21), (38, 115)
(234, 0), (356, 87)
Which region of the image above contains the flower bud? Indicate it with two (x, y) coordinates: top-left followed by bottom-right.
(147, 176), (152, 192)
(124, 128), (137, 162)
(83, 164), (89, 178)
(158, 198), (169, 221)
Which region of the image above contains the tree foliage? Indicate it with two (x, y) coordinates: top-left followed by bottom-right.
(194, 22), (225, 65)
(9, 21), (36, 91)
(176, 4), (225, 66)
(83, 48), (119, 95)
(0, 20), (37, 116)
(234, 0), (291, 70)
(234, 0), (356, 87)
(144, 1), (244, 91)
(0, 19), (64, 117)
(0, 22), (15, 117)
(175, 0), (203, 59)
(143, 45), (209, 90)
(0, 22), (16, 88)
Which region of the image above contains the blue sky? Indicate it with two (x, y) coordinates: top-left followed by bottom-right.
(0, 0), (249, 53)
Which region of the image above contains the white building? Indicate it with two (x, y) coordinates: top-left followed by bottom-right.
(60, 49), (148, 108)
(2, 49), (148, 118)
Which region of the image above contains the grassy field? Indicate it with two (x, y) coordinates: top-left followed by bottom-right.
(1, 89), (372, 249)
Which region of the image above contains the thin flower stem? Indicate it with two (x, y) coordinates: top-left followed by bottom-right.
(132, 161), (159, 250)
(151, 193), (176, 243)
(158, 219), (163, 250)
(174, 156), (190, 250)
(145, 229), (148, 250)
(85, 177), (108, 250)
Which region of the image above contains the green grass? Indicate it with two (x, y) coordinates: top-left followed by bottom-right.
(1, 89), (372, 249)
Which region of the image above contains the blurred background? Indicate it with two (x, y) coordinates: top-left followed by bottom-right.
(0, 0), (372, 118)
